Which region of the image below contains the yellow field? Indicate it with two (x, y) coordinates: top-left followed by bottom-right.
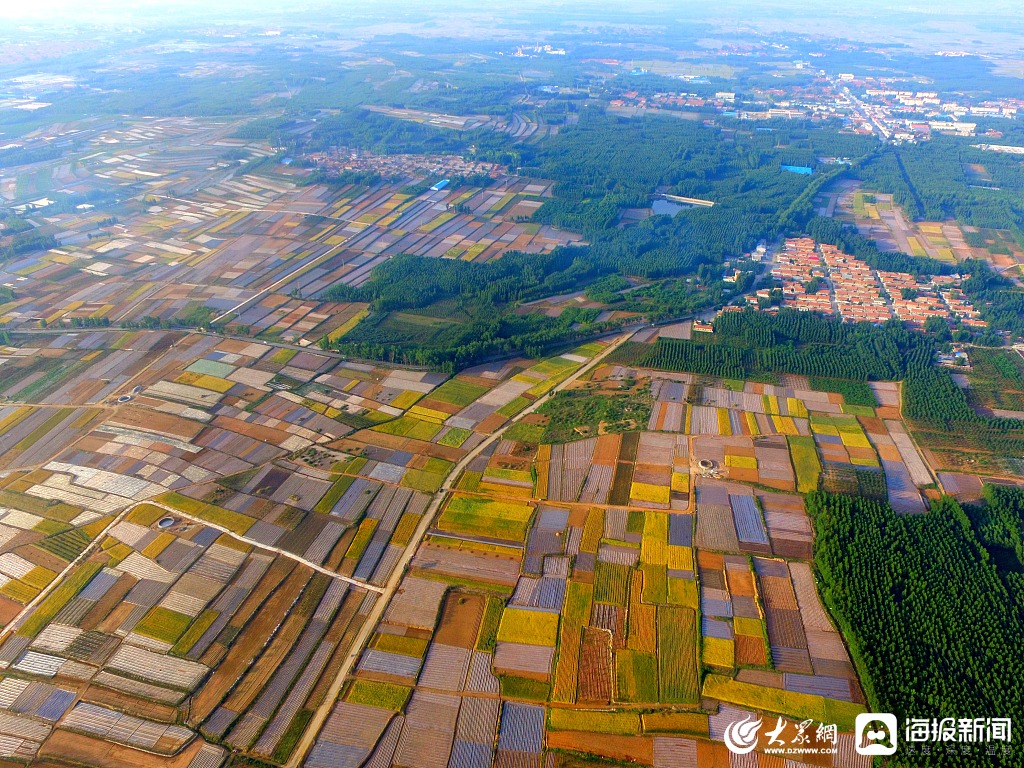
(327, 309), (370, 342)
(811, 422), (840, 437)
(745, 412), (760, 436)
(668, 577), (699, 607)
(667, 545), (693, 571)
(438, 496), (534, 542)
(141, 532), (175, 559)
(158, 493), (254, 536)
(641, 513), (668, 566)
(725, 455), (757, 470)
(192, 374), (235, 393)
(408, 405), (448, 423)
(420, 211), (456, 233)
(670, 472), (690, 493)
(838, 429), (871, 449)
(631, 482), (670, 505)
(733, 616), (763, 636)
(771, 415), (799, 436)
(703, 674), (866, 731)
(787, 397), (808, 418)
(497, 607), (559, 646)
(717, 408), (732, 436)
(549, 709), (640, 735)
(641, 711), (710, 736)
(389, 390), (422, 411)
(702, 637), (735, 667)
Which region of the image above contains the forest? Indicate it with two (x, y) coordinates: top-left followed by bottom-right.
(318, 113), (883, 366)
(964, 485), (1024, 616)
(809, 490), (1024, 768)
(857, 138), (1024, 245)
(628, 309), (933, 382)
(328, 301), (619, 370)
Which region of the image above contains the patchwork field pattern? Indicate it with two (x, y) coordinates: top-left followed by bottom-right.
(0, 319), (941, 768)
(308, 363), (882, 768)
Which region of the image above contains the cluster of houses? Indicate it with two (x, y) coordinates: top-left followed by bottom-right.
(744, 238), (986, 330)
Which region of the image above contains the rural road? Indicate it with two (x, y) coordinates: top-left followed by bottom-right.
(285, 328), (637, 768)
(0, 492), (385, 658)
(143, 501), (384, 593)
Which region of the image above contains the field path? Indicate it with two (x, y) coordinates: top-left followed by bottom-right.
(143, 501), (384, 592)
(286, 329), (637, 768)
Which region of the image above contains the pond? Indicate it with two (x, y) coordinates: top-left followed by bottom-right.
(651, 199), (684, 217)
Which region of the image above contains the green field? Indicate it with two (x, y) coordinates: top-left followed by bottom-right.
(373, 633), (429, 657)
(615, 649), (659, 702)
(429, 378), (490, 407)
(133, 607), (193, 644)
(475, 596), (505, 653)
(437, 496), (534, 542)
(372, 414), (443, 441)
(702, 674), (865, 731)
(966, 348), (1024, 413)
(18, 560), (103, 638)
(594, 561), (630, 606)
(658, 606), (699, 703)
(37, 528), (91, 561)
(159, 493), (254, 536)
(346, 680), (412, 711)
(400, 468), (446, 493)
(538, 386), (652, 444)
(313, 475), (355, 514)
(437, 427), (473, 447)
(171, 610), (219, 656)
(788, 435), (822, 493)
(549, 708), (641, 735)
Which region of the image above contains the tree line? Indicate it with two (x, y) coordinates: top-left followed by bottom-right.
(809, 490), (1024, 767)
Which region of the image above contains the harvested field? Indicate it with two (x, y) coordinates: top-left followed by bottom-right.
(577, 627), (613, 703)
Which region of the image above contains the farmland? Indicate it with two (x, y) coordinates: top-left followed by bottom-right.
(0, 325), (627, 767)
(0, 10), (1022, 768)
(303, 353), (920, 768)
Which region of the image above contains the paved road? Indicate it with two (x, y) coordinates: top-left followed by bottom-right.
(285, 328), (637, 768)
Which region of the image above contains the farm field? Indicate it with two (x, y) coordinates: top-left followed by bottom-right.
(304, 359), (902, 768)
(0, 113), (580, 348)
(0, 300), (981, 768)
(0, 45), (1020, 768)
(0, 327), (626, 768)
(832, 182), (1024, 283)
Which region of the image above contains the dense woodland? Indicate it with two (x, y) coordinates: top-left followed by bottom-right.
(858, 138), (1024, 245)
(313, 107), (1024, 369)
(622, 309), (933, 382)
(809, 490), (1024, 767)
(320, 113), (882, 366)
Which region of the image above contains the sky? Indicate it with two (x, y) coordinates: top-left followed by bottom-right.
(0, 0), (1022, 21)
